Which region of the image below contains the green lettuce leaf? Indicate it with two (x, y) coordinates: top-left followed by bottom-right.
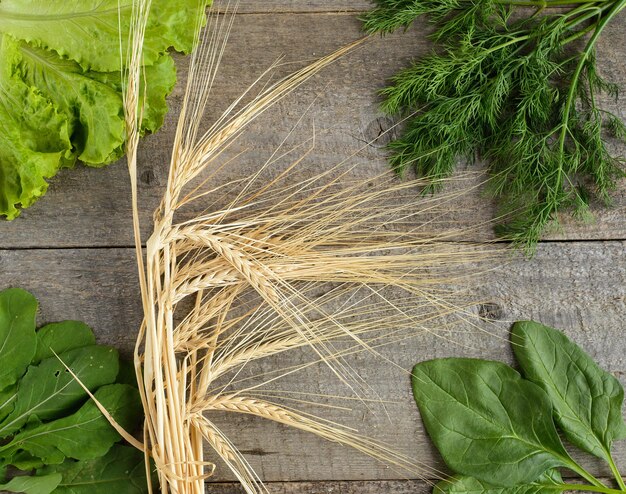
(0, 0), (209, 219)
(0, 37), (72, 220)
(88, 53), (177, 137)
(0, 0), (206, 72)
(7, 37), (126, 165)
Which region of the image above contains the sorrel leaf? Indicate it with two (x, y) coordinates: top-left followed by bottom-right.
(0, 288), (38, 391)
(0, 385), (17, 422)
(0, 473), (61, 494)
(39, 445), (151, 494)
(0, 346), (119, 437)
(412, 320), (626, 494)
(0, 384), (142, 467)
(34, 321), (96, 364)
(0, 288), (148, 491)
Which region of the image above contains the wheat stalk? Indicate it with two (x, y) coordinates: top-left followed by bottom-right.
(123, 1), (501, 493)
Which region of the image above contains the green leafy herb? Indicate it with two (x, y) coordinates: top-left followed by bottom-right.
(0, 289), (38, 390)
(0, 0), (210, 220)
(0, 288), (147, 493)
(512, 321), (626, 487)
(33, 321), (96, 364)
(0, 345), (120, 437)
(0, 474), (62, 494)
(363, 0), (626, 250)
(434, 470), (565, 494)
(0, 384), (142, 468)
(38, 445), (153, 494)
(412, 358), (574, 486)
(412, 320), (626, 494)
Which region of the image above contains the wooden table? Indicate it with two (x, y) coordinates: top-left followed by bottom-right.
(1, 2), (625, 493)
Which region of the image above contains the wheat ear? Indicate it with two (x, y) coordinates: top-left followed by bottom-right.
(123, 1), (500, 493)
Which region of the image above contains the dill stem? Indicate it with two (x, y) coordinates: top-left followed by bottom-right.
(498, 0), (609, 5)
(555, 0), (625, 193)
(484, 34), (532, 55)
(562, 21), (597, 44)
(563, 1), (614, 31)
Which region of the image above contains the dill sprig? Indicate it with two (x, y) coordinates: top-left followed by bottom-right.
(363, 0), (626, 250)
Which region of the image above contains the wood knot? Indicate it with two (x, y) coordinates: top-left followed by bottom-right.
(140, 168), (158, 186)
(364, 117), (396, 147)
(478, 303), (504, 321)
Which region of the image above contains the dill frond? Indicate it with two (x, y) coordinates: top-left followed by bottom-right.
(364, 0), (626, 251)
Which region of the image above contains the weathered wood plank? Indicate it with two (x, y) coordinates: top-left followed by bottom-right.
(204, 479), (432, 493)
(202, 479), (619, 494)
(215, 1), (371, 13)
(1, 13), (624, 248)
(0, 478), (619, 494)
(0, 241), (623, 482)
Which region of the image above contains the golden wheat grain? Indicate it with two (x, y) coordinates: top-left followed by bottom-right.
(122, 1), (502, 493)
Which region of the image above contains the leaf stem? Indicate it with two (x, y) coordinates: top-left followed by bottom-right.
(607, 454), (626, 491)
(558, 484), (624, 494)
(562, 458), (609, 489)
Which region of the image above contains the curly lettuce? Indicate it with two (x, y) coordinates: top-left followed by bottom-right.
(0, 0), (209, 219)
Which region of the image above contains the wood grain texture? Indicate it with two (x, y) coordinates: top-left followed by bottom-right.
(202, 479), (619, 494)
(0, 5), (625, 492)
(204, 480), (432, 493)
(215, 1), (372, 13)
(0, 242), (623, 482)
(1, 13), (624, 248)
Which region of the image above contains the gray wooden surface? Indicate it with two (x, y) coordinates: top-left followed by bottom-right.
(0, 1), (625, 492)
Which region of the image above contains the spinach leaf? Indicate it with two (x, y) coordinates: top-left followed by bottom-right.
(39, 445), (151, 494)
(512, 321), (626, 463)
(411, 358), (572, 486)
(0, 346), (120, 437)
(0, 384), (142, 467)
(0, 473), (61, 494)
(0, 288), (38, 390)
(434, 470), (564, 494)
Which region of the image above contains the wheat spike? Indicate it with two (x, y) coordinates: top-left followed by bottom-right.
(123, 1), (501, 493)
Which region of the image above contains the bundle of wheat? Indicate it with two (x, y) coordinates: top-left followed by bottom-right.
(122, 1), (499, 493)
